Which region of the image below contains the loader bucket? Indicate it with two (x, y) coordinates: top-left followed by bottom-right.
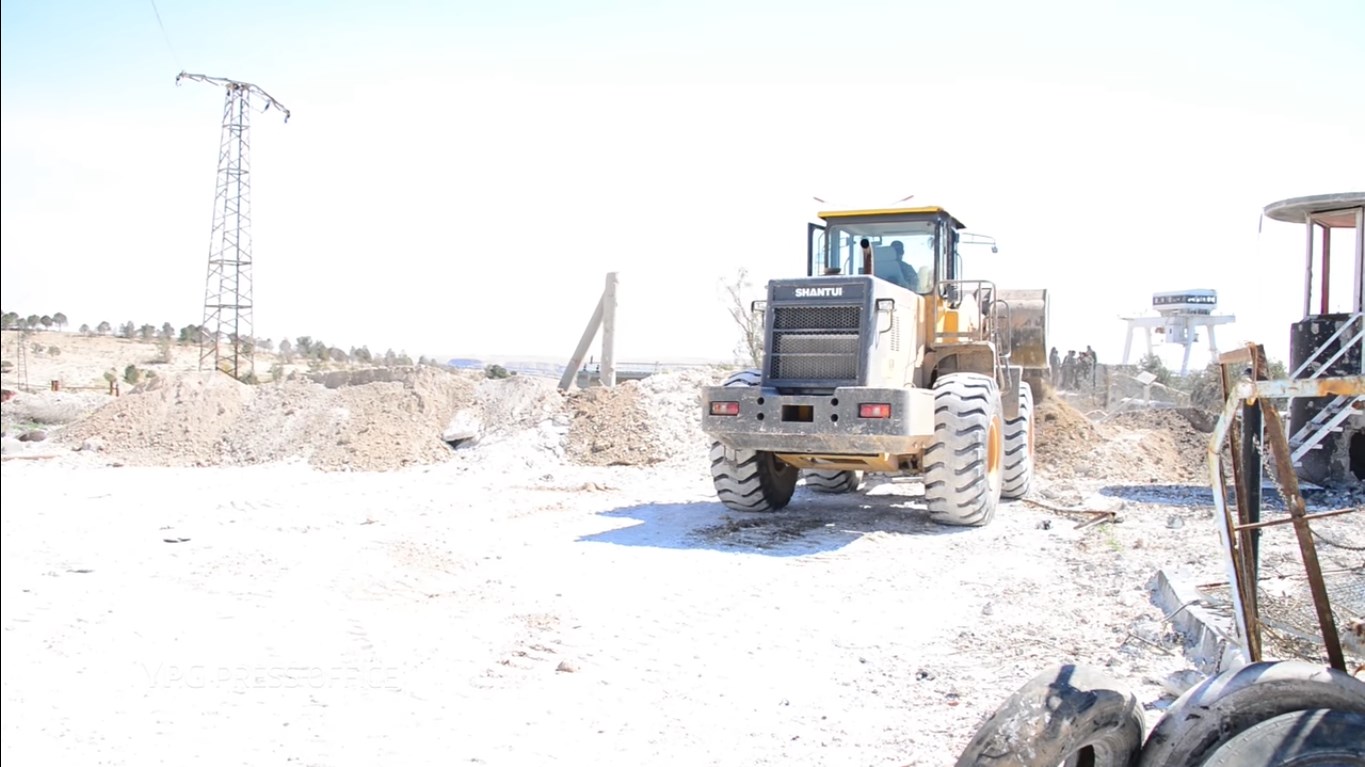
(996, 288), (1050, 400)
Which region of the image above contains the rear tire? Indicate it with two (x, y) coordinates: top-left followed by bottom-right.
(955, 663), (1146, 767)
(924, 372), (1005, 527)
(804, 469), (863, 494)
(708, 369), (798, 513)
(1199, 709), (1365, 767)
(1001, 379), (1035, 500)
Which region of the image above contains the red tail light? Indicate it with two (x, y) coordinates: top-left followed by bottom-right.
(710, 401), (741, 416)
(858, 403), (892, 419)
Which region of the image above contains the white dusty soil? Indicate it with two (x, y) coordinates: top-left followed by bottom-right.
(2, 362), (1362, 766)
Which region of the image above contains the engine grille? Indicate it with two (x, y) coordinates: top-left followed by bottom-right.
(768, 305), (862, 382)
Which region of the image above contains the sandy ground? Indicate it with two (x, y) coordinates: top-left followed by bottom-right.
(1, 340), (1361, 765)
(10, 451), (1360, 765)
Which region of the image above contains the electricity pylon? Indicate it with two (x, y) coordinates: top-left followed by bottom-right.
(176, 71), (290, 381)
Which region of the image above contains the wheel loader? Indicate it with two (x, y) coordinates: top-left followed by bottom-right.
(700, 204), (1050, 527)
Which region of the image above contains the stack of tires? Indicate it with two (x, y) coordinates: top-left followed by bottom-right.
(954, 660), (1365, 766)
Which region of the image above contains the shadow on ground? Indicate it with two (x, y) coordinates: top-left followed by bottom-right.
(1094, 482), (1354, 512)
(577, 482), (979, 557)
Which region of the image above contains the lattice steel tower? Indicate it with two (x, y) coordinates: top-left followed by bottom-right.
(176, 72), (290, 381)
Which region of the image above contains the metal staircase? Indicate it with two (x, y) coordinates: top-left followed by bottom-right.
(1286, 312), (1365, 465)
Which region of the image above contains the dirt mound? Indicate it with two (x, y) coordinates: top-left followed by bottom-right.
(1032, 396), (1213, 483)
(57, 372), (255, 466)
(564, 369), (724, 466)
(57, 367), (481, 471)
(1034, 395), (1106, 477)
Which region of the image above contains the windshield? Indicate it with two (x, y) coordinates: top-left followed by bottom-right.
(815, 219), (941, 295)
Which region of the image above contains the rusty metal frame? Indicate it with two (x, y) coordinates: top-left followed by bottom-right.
(1207, 342), (1364, 673)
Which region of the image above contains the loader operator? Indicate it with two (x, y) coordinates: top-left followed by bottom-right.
(886, 240), (921, 292)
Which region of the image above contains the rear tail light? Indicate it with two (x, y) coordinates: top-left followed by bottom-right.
(710, 401), (741, 416)
(858, 403), (892, 419)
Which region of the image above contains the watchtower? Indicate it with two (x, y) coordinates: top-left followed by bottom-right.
(1263, 191), (1365, 484)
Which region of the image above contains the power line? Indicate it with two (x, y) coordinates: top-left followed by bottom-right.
(147, 0), (182, 70)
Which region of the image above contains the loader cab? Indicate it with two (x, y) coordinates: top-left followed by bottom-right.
(807, 206), (966, 296)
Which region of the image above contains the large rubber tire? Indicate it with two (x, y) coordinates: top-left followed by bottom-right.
(955, 663), (1146, 767)
(1001, 379), (1035, 500)
(803, 469), (864, 494)
(1137, 660), (1365, 767)
(1200, 709), (1365, 767)
(708, 369), (798, 513)
(924, 372), (1005, 527)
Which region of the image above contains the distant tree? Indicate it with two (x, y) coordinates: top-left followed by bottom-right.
(40, 315), (53, 330)
(26, 314), (40, 329)
(1138, 352), (1173, 387)
(156, 337), (174, 364)
(295, 336), (313, 355)
(0, 312), (16, 329)
(720, 267), (764, 368)
(53, 312), (68, 331)
(278, 338), (294, 362)
(383, 348), (397, 366)
(257, 337), (274, 352)
(160, 322), (175, 339)
(351, 346), (373, 364)
(79, 323), (92, 336)
(119, 321), (136, 339)
(139, 324), (157, 341)
(97, 321), (112, 335)
(178, 325), (198, 344)
(1187, 363), (1224, 412)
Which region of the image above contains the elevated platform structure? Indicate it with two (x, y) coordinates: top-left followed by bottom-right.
(1263, 191), (1364, 485)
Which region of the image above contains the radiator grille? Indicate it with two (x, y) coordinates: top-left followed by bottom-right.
(769, 305), (861, 381)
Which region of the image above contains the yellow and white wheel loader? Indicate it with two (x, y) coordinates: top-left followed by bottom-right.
(701, 204), (1050, 527)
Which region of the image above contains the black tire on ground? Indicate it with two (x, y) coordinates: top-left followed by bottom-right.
(954, 663), (1146, 767)
(708, 369), (798, 513)
(1001, 379), (1035, 500)
(1136, 660), (1365, 767)
(924, 372), (1005, 527)
(803, 469), (864, 494)
(1199, 709), (1365, 767)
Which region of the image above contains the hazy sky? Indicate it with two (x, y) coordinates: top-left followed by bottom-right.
(3, 0), (1362, 369)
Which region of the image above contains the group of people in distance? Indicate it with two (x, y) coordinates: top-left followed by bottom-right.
(1050, 345), (1098, 390)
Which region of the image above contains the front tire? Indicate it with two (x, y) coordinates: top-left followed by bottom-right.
(1199, 709), (1365, 767)
(924, 372), (1005, 527)
(1001, 379), (1035, 499)
(1137, 660), (1365, 767)
(707, 369), (798, 513)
